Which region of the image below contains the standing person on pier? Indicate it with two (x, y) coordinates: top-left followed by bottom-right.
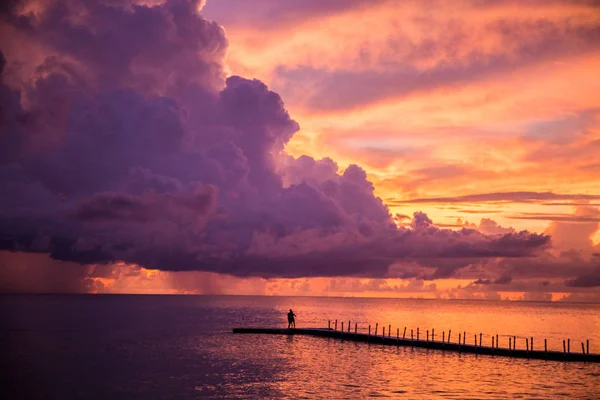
(287, 309), (296, 329)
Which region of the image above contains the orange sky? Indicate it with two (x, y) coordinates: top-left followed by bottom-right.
(204, 0), (600, 236)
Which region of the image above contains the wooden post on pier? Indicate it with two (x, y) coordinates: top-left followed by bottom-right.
(475, 334), (477, 347)
(432, 328), (435, 342)
(341, 322), (344, 334)
(531, 337), (534, 351)
(427, 330), (429, 342)
(463, 331), (466, 345)
(403, 327), (406, 339)
(348, 321), (351, 333)
(355, 323), (357, 334)
(411, 329), (414, 342)
(375, 323), (378, 336)
(509, 337), (512, 350)
(389, 324), (391, 337)
(335, 320), (337, 331)
(448, 330), (451, 343)
(232, 328), (600, 363)
(328, 320), (331, 329)
(383, 326), (386, 337)
(568, 339), (570, 353)
(492, 336), (495, 349)
(442, 331), (445, 344)
(513, 336), (516, 350)
(496, 334), (498, 348)
(417, 328), (420, 340)
(459, 333), (461, 347)
(479, 333), (482, 347)
(587, 340), (589, 355)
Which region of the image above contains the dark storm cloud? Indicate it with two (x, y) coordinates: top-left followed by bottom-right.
(470, 275), (512, 286)
(481, 254), (597, 281)
(0, 250), (95, 293)
(565, 267), (600, 288)
(493, 274), (512, 285)
(73, 186), (218, 223)
(0, 0), (549, 279)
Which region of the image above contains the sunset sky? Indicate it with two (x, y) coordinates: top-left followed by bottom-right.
(0, 0), (599, 300)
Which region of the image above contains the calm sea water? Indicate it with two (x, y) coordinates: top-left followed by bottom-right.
(1, 295), (599, 399)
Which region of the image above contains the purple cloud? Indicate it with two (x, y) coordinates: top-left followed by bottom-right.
(0, 0), (550, 280)
(273, 19), (600, 111)
(73, 185), (217, 223)
(478, 218), (515, 235)
(202, 0), (382, 30)
(565, 267), (600, 288)
(493, 274), (512, 285)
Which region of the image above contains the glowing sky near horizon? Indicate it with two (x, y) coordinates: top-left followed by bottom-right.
(0, 0), (599, 300)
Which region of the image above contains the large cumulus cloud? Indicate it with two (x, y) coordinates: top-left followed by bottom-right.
(0, 0), (549, 279)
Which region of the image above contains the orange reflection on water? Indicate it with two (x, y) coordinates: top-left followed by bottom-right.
(262, 297), (600, 397)
(271, 332), (598, 398)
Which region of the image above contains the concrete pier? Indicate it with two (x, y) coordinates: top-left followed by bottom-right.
(232, 327), (600, 363)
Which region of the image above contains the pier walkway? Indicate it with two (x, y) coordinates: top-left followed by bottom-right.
(232, 327), (600, 363)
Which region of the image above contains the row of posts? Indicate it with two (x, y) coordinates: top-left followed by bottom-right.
(327, 320), (591, 355)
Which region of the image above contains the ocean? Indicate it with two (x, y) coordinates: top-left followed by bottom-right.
(1, 295), (599, 399)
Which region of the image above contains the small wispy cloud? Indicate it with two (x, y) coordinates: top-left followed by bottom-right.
(507, 213), (600, 223)
(389, 191), (600, 205)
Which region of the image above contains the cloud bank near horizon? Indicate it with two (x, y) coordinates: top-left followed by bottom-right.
(0, 0), (554, 283)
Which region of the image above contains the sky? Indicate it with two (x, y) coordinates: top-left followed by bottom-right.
(0, 0), (599, 300)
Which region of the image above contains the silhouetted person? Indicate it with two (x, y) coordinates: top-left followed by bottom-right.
(287, 309), (296, 329)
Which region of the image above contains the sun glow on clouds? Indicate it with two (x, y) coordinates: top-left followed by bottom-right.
(2, 249), (598, 301)
(84, 265), (600, 302)
(201, 0), (600, 300)
(205, 1), (600, 221)
(1, 0), (599, 300)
